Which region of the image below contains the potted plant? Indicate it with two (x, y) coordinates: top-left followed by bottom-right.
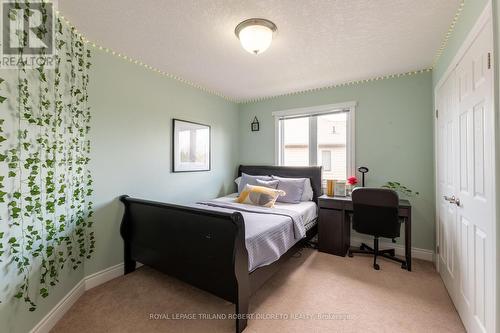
(382, 181), (419, 198)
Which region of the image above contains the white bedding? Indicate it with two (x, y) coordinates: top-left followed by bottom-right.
(193, 193), (317, 272)
(274, 200), (318, 229)
(197, 194), (318, 271)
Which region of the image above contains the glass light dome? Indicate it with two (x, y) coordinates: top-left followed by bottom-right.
(235, 18), (277, 55)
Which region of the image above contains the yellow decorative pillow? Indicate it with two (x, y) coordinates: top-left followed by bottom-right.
(236, 184), (286, 208)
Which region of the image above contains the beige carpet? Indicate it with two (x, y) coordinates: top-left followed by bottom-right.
(51, 249), (465, 333)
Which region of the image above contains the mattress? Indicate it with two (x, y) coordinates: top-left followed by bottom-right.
(273, 200), (318, 231)
(203, 194), (318, 271)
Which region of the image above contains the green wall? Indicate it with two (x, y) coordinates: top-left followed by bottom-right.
(0, 259), (84, 333)
(0, 40), (91, 332)
(238, 72), (435, 251)
(0, 66), (88, 332)
(0, 47), (240, 332)
(86, 49), (240, 276)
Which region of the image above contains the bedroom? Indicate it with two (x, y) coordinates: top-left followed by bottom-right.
(0, 0), (498, 332)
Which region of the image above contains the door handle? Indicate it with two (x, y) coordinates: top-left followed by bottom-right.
(443, 195), (454, 202)
(443, 195), (461, 207)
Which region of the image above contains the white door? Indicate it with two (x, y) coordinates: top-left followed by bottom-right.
(437, 67), (458, 301)
(436, 18), (495, 333)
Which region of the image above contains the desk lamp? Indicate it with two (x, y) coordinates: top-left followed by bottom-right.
(358, 166), (369, 187)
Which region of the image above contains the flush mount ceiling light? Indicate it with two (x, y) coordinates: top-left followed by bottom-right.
(235, 18), (277, 55)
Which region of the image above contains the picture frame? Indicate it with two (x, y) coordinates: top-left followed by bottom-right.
(334, 180), (346, 197)
(172, 119), (211, 172)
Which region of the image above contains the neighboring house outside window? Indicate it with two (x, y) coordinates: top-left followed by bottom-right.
(321, 150), (332, 172)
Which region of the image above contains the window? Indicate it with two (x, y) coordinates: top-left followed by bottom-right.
(274, 102), (355, 181)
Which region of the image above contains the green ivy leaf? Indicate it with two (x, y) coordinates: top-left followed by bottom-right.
(0, 96), (6, 103)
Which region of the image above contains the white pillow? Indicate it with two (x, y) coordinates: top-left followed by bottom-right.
(237, 173), (273, 194)
(237, 175), (313, 201)
(302, 178), (314, 201)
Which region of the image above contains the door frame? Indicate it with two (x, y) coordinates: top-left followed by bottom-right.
(433, 1), (496, 331)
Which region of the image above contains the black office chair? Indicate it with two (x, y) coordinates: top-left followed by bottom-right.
(348, 187), (407, 270)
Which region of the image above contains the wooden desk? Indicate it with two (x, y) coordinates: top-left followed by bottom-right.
(318, 194), (412, 271)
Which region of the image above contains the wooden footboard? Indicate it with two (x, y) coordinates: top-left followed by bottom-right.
(119, 195), (250, 333)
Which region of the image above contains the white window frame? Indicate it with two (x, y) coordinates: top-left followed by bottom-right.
(272, 101), (356, 179)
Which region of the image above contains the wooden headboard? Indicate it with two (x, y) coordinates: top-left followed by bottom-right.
(238, 165), (323, 203)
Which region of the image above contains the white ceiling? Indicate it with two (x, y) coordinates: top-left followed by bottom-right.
(59, 0), (461, 102)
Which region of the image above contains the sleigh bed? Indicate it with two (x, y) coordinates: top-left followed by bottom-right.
(119, 165), (322, 332)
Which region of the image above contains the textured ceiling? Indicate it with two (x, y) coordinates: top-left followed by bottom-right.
(59, 0), (461, 102)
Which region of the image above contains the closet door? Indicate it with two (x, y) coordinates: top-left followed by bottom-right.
(437, 65), (459, 306)
(437, 17), (495, 333)
(454, 18), (494, 333)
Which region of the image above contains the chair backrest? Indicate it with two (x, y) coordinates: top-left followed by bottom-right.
(351, 187), (401, 238)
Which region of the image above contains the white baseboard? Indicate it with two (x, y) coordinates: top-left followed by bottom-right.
(31, 263), (126, 333)
(351, 236), (434, 262)
(31, 261), (146, 333)
(84, 263), (124, 290)
(29, 280), (86, 333)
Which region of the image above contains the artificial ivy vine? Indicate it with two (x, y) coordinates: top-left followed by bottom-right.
(0, 2), (94, 311)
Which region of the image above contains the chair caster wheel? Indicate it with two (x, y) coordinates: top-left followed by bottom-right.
(373, 263), (380, 270)
(401, 262), (407, 270)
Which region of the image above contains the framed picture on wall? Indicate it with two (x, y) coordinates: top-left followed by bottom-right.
(172, 119), (211, 172)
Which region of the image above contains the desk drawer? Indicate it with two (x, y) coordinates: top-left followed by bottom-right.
(318, 208), (349, 256)
(318, 198), (343, 210)
(399, 207), (411, 218)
